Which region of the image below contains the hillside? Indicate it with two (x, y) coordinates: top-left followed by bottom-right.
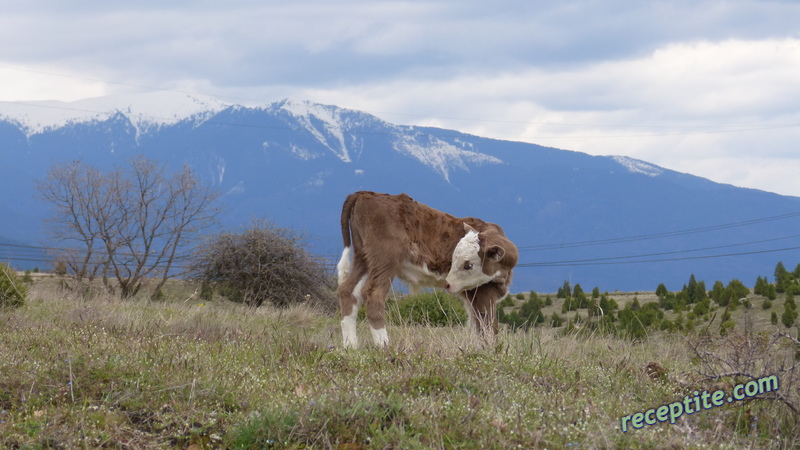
(2, 93), (800, 292)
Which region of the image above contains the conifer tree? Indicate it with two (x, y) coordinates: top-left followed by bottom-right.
(766, 283), (777, 300)
(786, 290), (796, 310)
(775, 261), (789, 293)
(573, 283), (587, 308)
(557, 280), (571, 299)
(754, 276), (768, 296)
(711, 280), (726, 305)
(781, 290), (798, 328)
(781, 306), (797, 328)
(686, 274), (699, 303)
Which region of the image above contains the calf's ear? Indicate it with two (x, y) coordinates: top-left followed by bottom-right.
(485, 245), (505, 262)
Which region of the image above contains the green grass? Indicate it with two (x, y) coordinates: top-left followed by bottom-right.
(0, 279), (797, 448)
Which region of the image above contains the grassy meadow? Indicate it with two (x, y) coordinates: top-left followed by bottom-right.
(1, 276), (798, 449)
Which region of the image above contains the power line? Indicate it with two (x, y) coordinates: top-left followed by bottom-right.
(518, 245), (800, 267)
(0, 242), (196, 271)
(518, 234), (800, 266)
(4, 239), (799, 272)
(519, 211), (800, 251)
(5, 210), (800, 272)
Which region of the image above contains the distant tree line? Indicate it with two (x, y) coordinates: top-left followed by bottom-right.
(498, 260), (800, 338)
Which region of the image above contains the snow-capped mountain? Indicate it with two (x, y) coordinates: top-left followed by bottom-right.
(0, 91), (230, 136)
(2, 93), (800, 292)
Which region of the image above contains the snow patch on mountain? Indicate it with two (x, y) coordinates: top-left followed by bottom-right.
(393, 133), (503, 182)
(0, 91), (229, 136)
(276, 98), (364, 163)
(612, 155), (663, 177)
(290, 144), (323, 161)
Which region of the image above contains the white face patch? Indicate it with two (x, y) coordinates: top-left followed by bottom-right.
(445, 230), (495, 293)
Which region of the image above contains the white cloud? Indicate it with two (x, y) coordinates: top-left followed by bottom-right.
(293, 38), (800, 195)
(1, 1), (799, 196)
(0, 65), (107, 102)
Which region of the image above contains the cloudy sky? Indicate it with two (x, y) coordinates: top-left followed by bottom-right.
(2, 0), (799, 196)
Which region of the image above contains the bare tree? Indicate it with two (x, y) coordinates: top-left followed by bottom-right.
(37, 162), (109, 292)
(37, 157), (220, 299)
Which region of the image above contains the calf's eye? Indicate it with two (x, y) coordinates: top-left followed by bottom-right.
(463, 261), (473, 270)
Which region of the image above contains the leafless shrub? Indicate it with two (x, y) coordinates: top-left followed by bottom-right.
(190, 219), (335, 311)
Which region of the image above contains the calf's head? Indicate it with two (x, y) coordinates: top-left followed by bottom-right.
(444, 224), (517, 294)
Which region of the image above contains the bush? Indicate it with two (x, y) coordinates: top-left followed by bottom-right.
(0, 263), (27, 309)
(724, 279), (750, 306)
(22, 270), (33, 284)
(500, 292), (544, 332)
(693, 298), (711, 316)
(766, 284), (777, 300)
(190, 219), (335, 310)
(782, 304), (798, 328)
(599, 295), (618, 315)
(659, 291), (677, 310)
(780, 311), (796, 329)
(498, 296), (514, 308)
(719, 320), (735, 336)
(54, 260), (67, 276)
(754, 275), (769, 295)
(595, 314), (617, 334)
(367, 291), (467, 327)
(617, 301), (663, 339)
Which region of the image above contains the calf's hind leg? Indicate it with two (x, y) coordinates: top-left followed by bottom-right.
(338, 263), (368, 349)
(363, 273), (393, 347)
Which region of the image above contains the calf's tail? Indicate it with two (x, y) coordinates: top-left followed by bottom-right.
(337, 193), (359, 284)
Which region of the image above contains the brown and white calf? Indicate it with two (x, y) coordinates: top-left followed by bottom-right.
(336, 191), (518, 348)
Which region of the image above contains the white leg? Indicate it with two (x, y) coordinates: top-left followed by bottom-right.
(371, 326), (389, 347)
(341, 313), (358, 348)
(341, 274), (367, 348)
